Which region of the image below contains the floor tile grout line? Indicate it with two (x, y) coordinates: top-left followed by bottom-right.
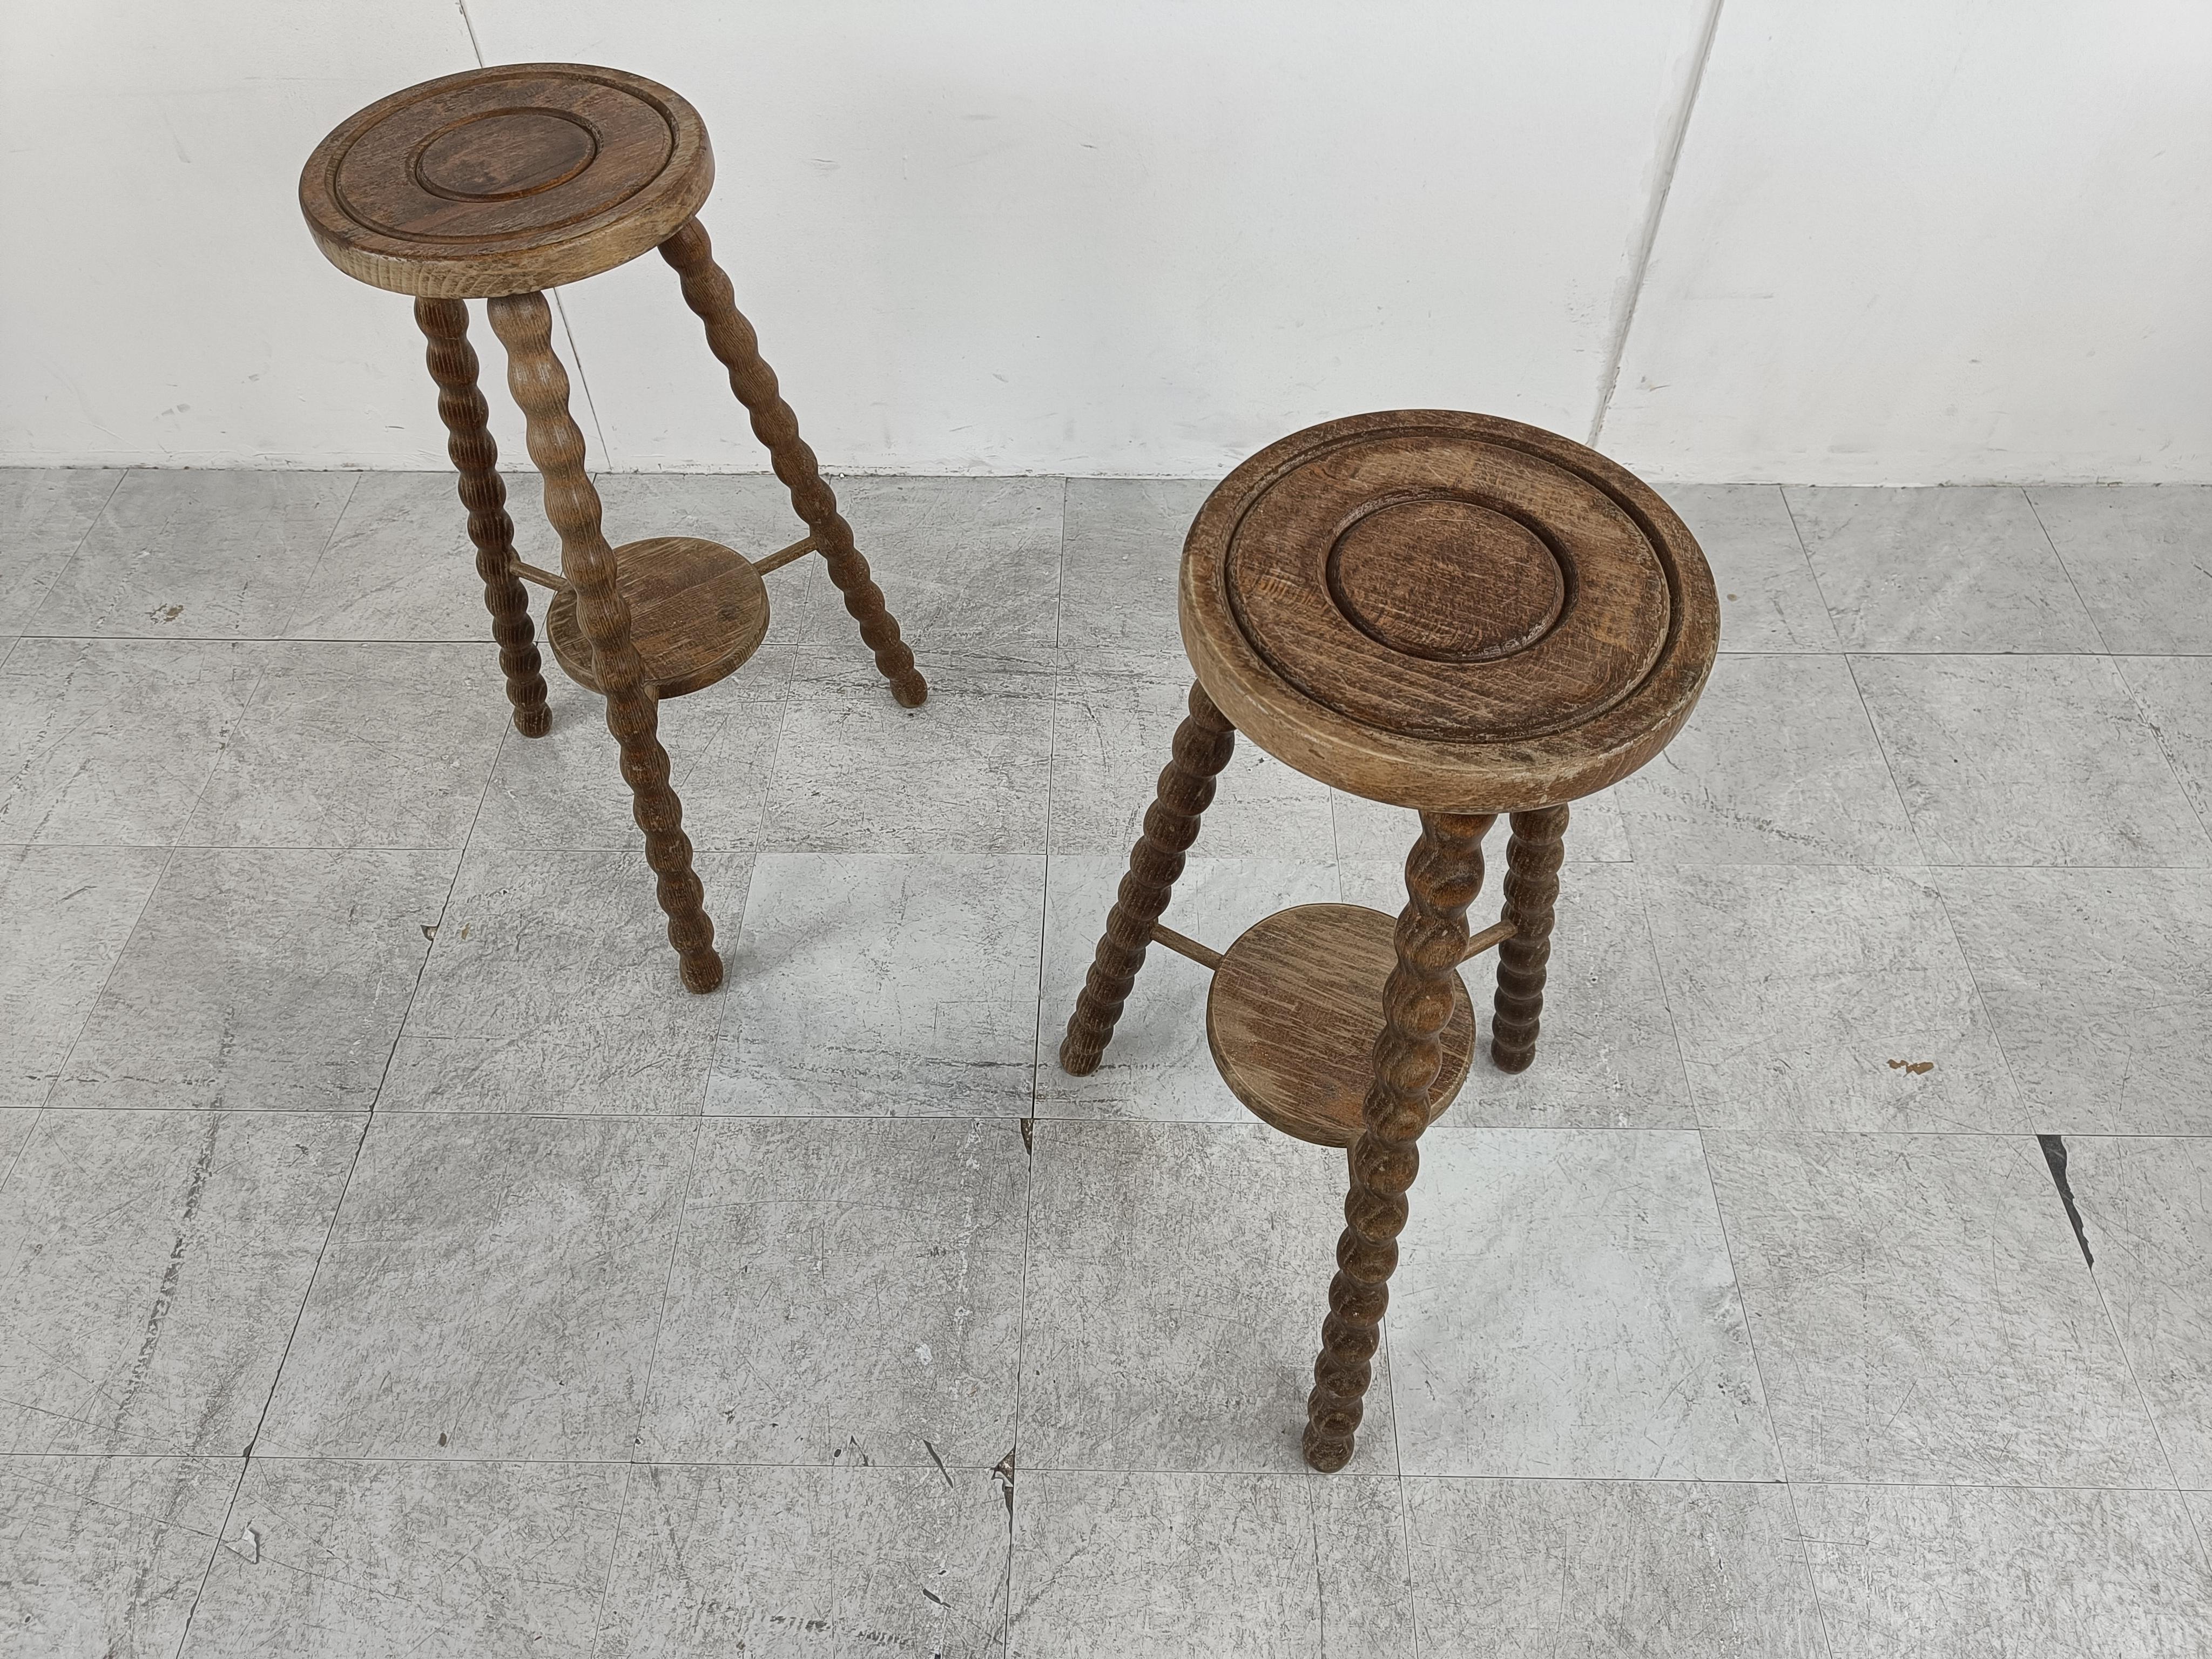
(1748, 482), (1845, 652)
(270, 473), (366, 641)
(27, 1101), (2212, 1141)
(1384, 1294), (1420, 1654)
(1051, 476), (1068, 651)
(1838, 653), (1938, 867)
(2022, 485), (2117, 657)
(584, 1460), (639, 1659)
(12, 1444), (2201, 1492)
(0, 1106), (38, 1195)
(2082, 1226), (2204, 1530)
(1003, 482), (1067, 1644)
(2108, 652), (2212, 852)
(14, 622), (2212, 660)
(368, 716), (512, 1111)
(18, 840), (2212, 877)
(13, 480), (2194, 1654)
(171, 711), (514, 1650)
(168, 1110), (374, 1659)
(1776, 487), (1854, 665)
(1623, 854), (1837, 1653)
(13, 466), (129, 638)
(1779, 486), (1934, 873)
(1923, 880), (2035, 1134)
(159, 701), (530, 1633)
(37, 844), (180, 1116)
(1620, 855), (1702, 1126)
(164, 646), (278, 852)
(1705, 1169), (1840, 1659)
(624, 1114), (709, 1468)
(0, 1467), (241, 1548)
(588, 1079), (714, 1649)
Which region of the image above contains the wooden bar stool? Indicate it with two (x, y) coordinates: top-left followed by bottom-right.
(1058, 410), (1718, 1471)
(299, 63), (927, 993)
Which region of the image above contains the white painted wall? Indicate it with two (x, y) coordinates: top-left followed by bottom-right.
(1602, 0), (2212, 484)
(2, 0), (2206, 482)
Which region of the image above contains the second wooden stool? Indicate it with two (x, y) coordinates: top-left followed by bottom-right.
(300, 63), (927, 992)
(1059, 409), (1718, 1471)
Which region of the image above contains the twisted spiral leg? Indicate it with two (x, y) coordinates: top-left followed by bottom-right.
(1490, 805), (1570, 1073)
(1304, 811), (1494, 1473)
(414, 298), (550, 738)
(658, 219), (927, 709)
(1058, 684), (1237, 1075)
(486, 292), (723, 994)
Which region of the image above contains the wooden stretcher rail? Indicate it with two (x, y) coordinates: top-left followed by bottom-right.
(1149, 921), (1226, 972)
(751, 534), (817, 575)
(1459, 919), (1517, 962)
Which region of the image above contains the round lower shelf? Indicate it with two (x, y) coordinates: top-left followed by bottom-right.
(546, 536), (770, 699)
(1205, 902), (1474, 1148)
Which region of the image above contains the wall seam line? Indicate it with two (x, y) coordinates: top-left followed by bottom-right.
(455, 1), (618, 469)
(1588, 0), (1728, 451)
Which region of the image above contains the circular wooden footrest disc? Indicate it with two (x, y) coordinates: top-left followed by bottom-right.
(547, 536), (770, 699)
(1205, 902), (1475, 1148)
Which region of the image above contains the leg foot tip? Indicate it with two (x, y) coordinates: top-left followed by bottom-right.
(514, 706), (551, 738)
(1057, 1040), (1102, 1076)
(892, 675), (928, 708)
(1489, 1041), (1535, 1074)
(1302, 1431), (1353, 1473)
(680, 953), (725, 994)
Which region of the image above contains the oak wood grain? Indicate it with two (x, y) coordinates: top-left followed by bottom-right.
(301, 64), (713, 298)
(1056, 409), (1715, 1476)
(544, 536), (770, 699)
(1491, 805), (1570, 1073)
(659, 218), (927, 708)
(1058, 683), (1237, 1074)
(1303, 812), (1494, 1472)
(414, 296), (550, 738)
(1206, 902), (1475, 1149)
(1181, 409), (1718, 812)
(488, 290), (721, 993)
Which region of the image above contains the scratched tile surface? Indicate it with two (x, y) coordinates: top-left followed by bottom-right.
(2, 471), (2208, 1649)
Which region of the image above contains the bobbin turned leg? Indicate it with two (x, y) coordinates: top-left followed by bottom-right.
(487, 291), (723, 994)
(415, 298), (550, 737)
(658, 218), (927, 709)
(1490, 805), (1569, 1073)
(1304, 811), (1493, 1473)
(1059, 684), (1237, 1074)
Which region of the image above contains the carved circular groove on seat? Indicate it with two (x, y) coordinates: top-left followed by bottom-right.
(415, 110), (601, 201)
(545, 537), (769, 700)
(300, 63), (714, 297)
(1206, 903), (1474, 1148)
(1181, 410), (1719, 813)
(1328, 496), (1564, 662)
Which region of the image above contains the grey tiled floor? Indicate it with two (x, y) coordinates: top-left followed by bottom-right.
(2, 467), (2210, 1657)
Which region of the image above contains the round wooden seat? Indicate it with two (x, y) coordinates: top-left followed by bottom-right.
(299, 63), (713, 298)
(1179, 409), (1718, 812)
